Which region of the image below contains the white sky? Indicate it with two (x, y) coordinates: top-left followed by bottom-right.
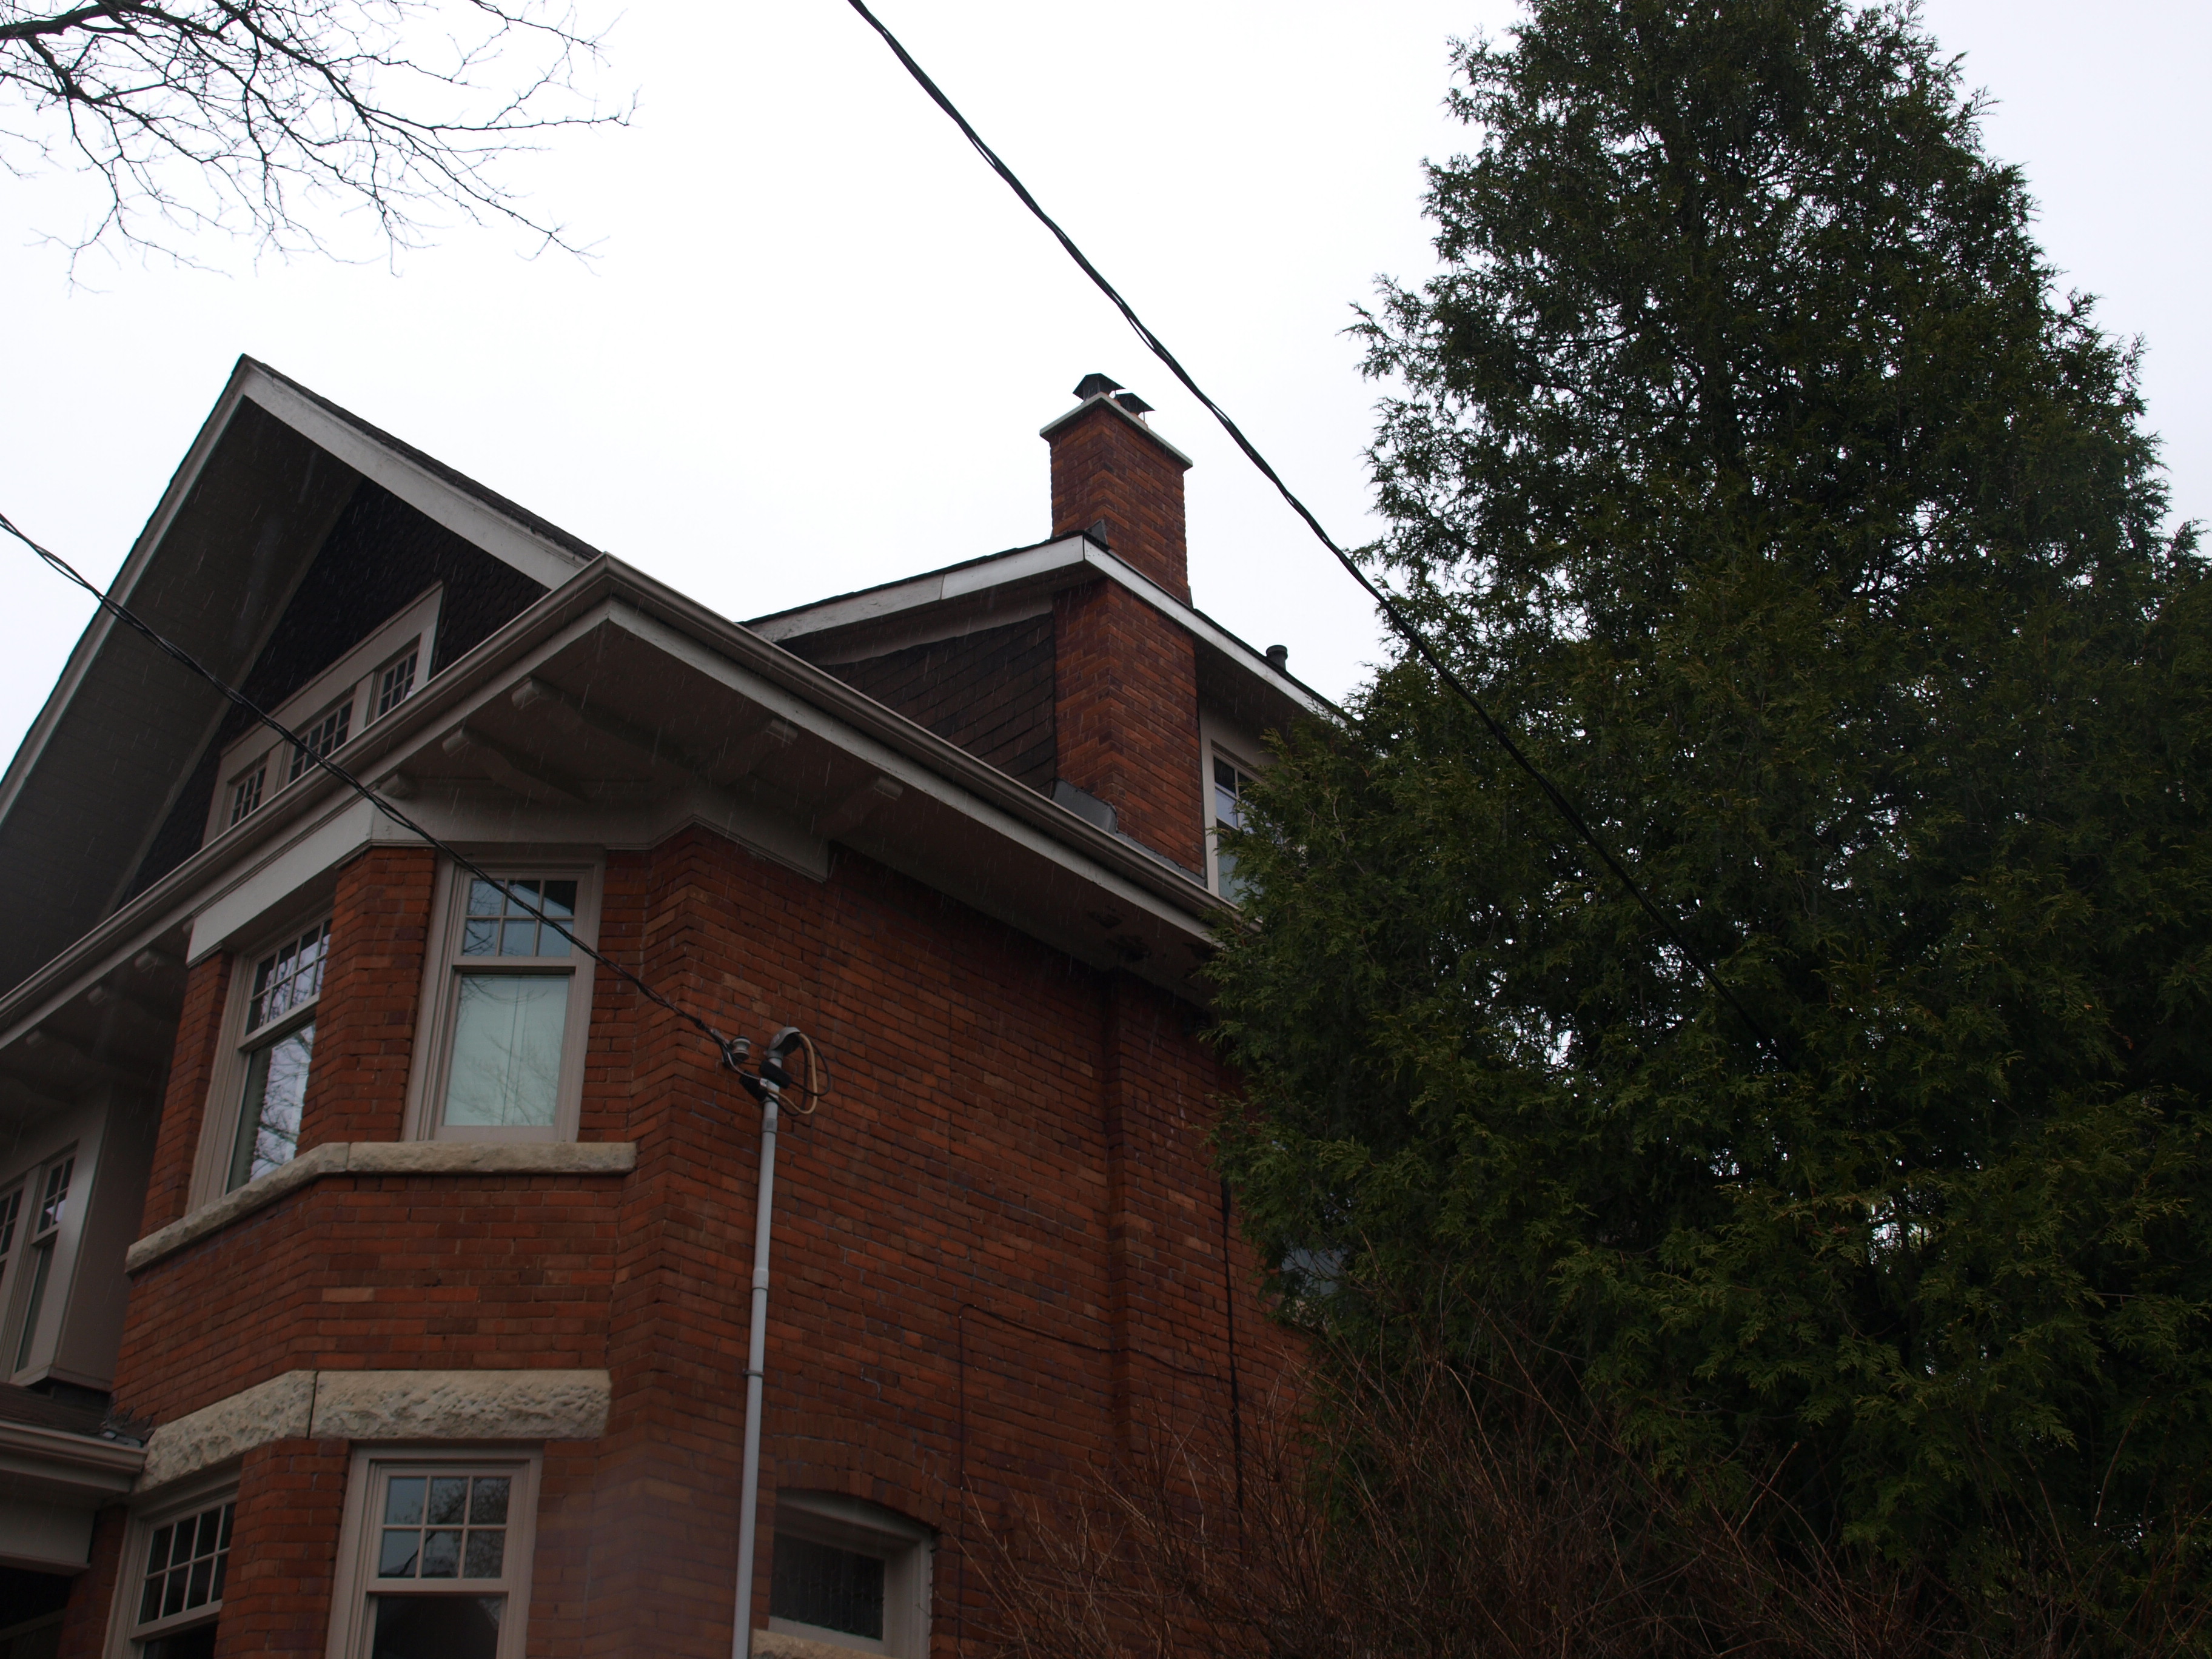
(1, 1), (2205, 760)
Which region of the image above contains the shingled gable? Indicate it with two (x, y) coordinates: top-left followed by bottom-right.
(0, 357), (591, 997)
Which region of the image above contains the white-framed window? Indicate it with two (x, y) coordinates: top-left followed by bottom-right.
(327, 1449), (538, 1659)
(766, 1492), (933, 1659)
(112, 1483), (237, 1659)
(407, 866), (600, 1144)
(287, 697), (355, 783)
(6, 1150), (75, 1378)
(102, 1472), (241, 1658)
(226, 920), (330, 1190)
(0, 1182), (22, 1304)
(227, 761), (267, 827)
(190, 917), (332, 1207)
(204, 586), (442, 845)
(372, 643), (420, 722)
(1207, 752), (1258, 904)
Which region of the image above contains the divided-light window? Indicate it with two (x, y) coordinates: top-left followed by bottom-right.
(374, 644), (419, 721)
(287, 696), (354, 782)
(226, 920), (330, 1191)
(417, 870), (598, 1142)
(228, 762), (266, 826)
(329, 1453), (537, 1659)
(124, 1494), (235, 1658)
(8, 1151), (73, 1376)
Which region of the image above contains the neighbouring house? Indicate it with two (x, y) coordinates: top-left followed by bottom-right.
(0, 361), (1314, 1659)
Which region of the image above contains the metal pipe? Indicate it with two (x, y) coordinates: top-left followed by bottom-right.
(731, 1085), (780, 1659)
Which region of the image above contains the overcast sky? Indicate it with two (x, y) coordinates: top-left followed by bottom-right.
(2, 1), (2205, 759)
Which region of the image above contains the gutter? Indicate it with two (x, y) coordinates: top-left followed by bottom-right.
(0, 555), (1230, 1040)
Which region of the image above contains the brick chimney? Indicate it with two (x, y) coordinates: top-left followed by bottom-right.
(1045, 377), (1206, 875)
(1043, 375), (1193, 604)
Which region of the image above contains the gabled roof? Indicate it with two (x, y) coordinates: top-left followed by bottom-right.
(0, 357), (594, 995)
(750, 529), (1338, 736)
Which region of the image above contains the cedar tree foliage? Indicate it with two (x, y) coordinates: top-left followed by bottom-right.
(0, 1), (623, 263)
(1209, 0), (2212, 1619)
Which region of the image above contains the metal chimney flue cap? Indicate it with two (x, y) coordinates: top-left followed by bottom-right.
(1072, 372), (1124, 400)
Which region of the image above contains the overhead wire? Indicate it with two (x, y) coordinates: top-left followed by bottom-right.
(0, 508), (758, 1073)
(839, 0), (1782, 1062)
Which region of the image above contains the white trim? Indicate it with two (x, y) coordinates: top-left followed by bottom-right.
(187, 908), (333, 1211)
(767, 1492), (934, 1659)
(0, 367), (258, 836)
(749, 536), (1329, 719)
(239, 375), (587, 591)
(324, 1446), (541, 1659)
(404, 860), (602, 1145)
(202, 587), (444, 848)
(107, 1470), (238, 1658)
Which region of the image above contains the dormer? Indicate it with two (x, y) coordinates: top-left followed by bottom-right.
(204, 586), (442, 843)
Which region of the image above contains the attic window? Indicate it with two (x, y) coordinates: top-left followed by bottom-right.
(287, 697), (354, 782)
(374, 643), (420, 720)
(229, 762), (267, 826)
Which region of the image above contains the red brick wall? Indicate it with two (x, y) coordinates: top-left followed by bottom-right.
(1053, 580), (1207, 871)
(90, 819), (1272, 1659)
(1047, 400), (1191, 602)
(297, 845), (439, 1150)
(138, 952), (232, 1237)
(213, 1438), (350, 1657)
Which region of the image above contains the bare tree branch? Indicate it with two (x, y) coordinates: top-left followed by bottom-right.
(0, 0), (627, 267)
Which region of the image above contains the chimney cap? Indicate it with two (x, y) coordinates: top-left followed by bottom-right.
(1111, 390), (1155, 418)
(1072, 372), (1124, 400)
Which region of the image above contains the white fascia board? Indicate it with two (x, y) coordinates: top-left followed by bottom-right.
(1074, 546), (1336, 720)
(184, 796), (379, 964)
(606, 602), (1211, 944)
(748, 537), (1092, 642)
(0, 553), (1232, 1044)
(0, 362), (260, 831)
(239, 371), (588, 591)
(752, 531), (1332, 720)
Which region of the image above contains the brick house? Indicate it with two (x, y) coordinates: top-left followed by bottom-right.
(0, 361), (1313, 1658)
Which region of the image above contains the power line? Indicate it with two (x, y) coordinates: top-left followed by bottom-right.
(839, 0), (1781, 1061)
(0, 509), (752, 1071)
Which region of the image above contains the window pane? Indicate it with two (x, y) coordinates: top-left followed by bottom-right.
(771, 1534), (886, 1641)
(421, 1530), (462, 1578)
(385, 1477), (426, 1525)
(444, 975), (569, 1128)
(427, 1478), (468, 1526)
(464, 1529), (505, 1578)
(15, 1239), (53, 1371)
(469, 1478), (509, 1525)
(462, 878), (577, 957)
(228, 1024), (313, 1191)
(142, 1626), (220, 1659)
(370, 1595), (502, 1659)
(380, 1530), (421, 1578)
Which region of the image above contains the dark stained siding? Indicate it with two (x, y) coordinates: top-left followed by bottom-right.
(121, 481), (549, 902)
(827, 616), (1056, 791)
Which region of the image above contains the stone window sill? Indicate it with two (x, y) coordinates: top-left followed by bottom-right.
(126, 1139), (637, 1273)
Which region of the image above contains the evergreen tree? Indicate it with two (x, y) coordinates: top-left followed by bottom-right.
(1213, 0), (2211, 1629)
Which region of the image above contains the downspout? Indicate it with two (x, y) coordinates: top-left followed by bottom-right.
(728, 1026), (811, 1659)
